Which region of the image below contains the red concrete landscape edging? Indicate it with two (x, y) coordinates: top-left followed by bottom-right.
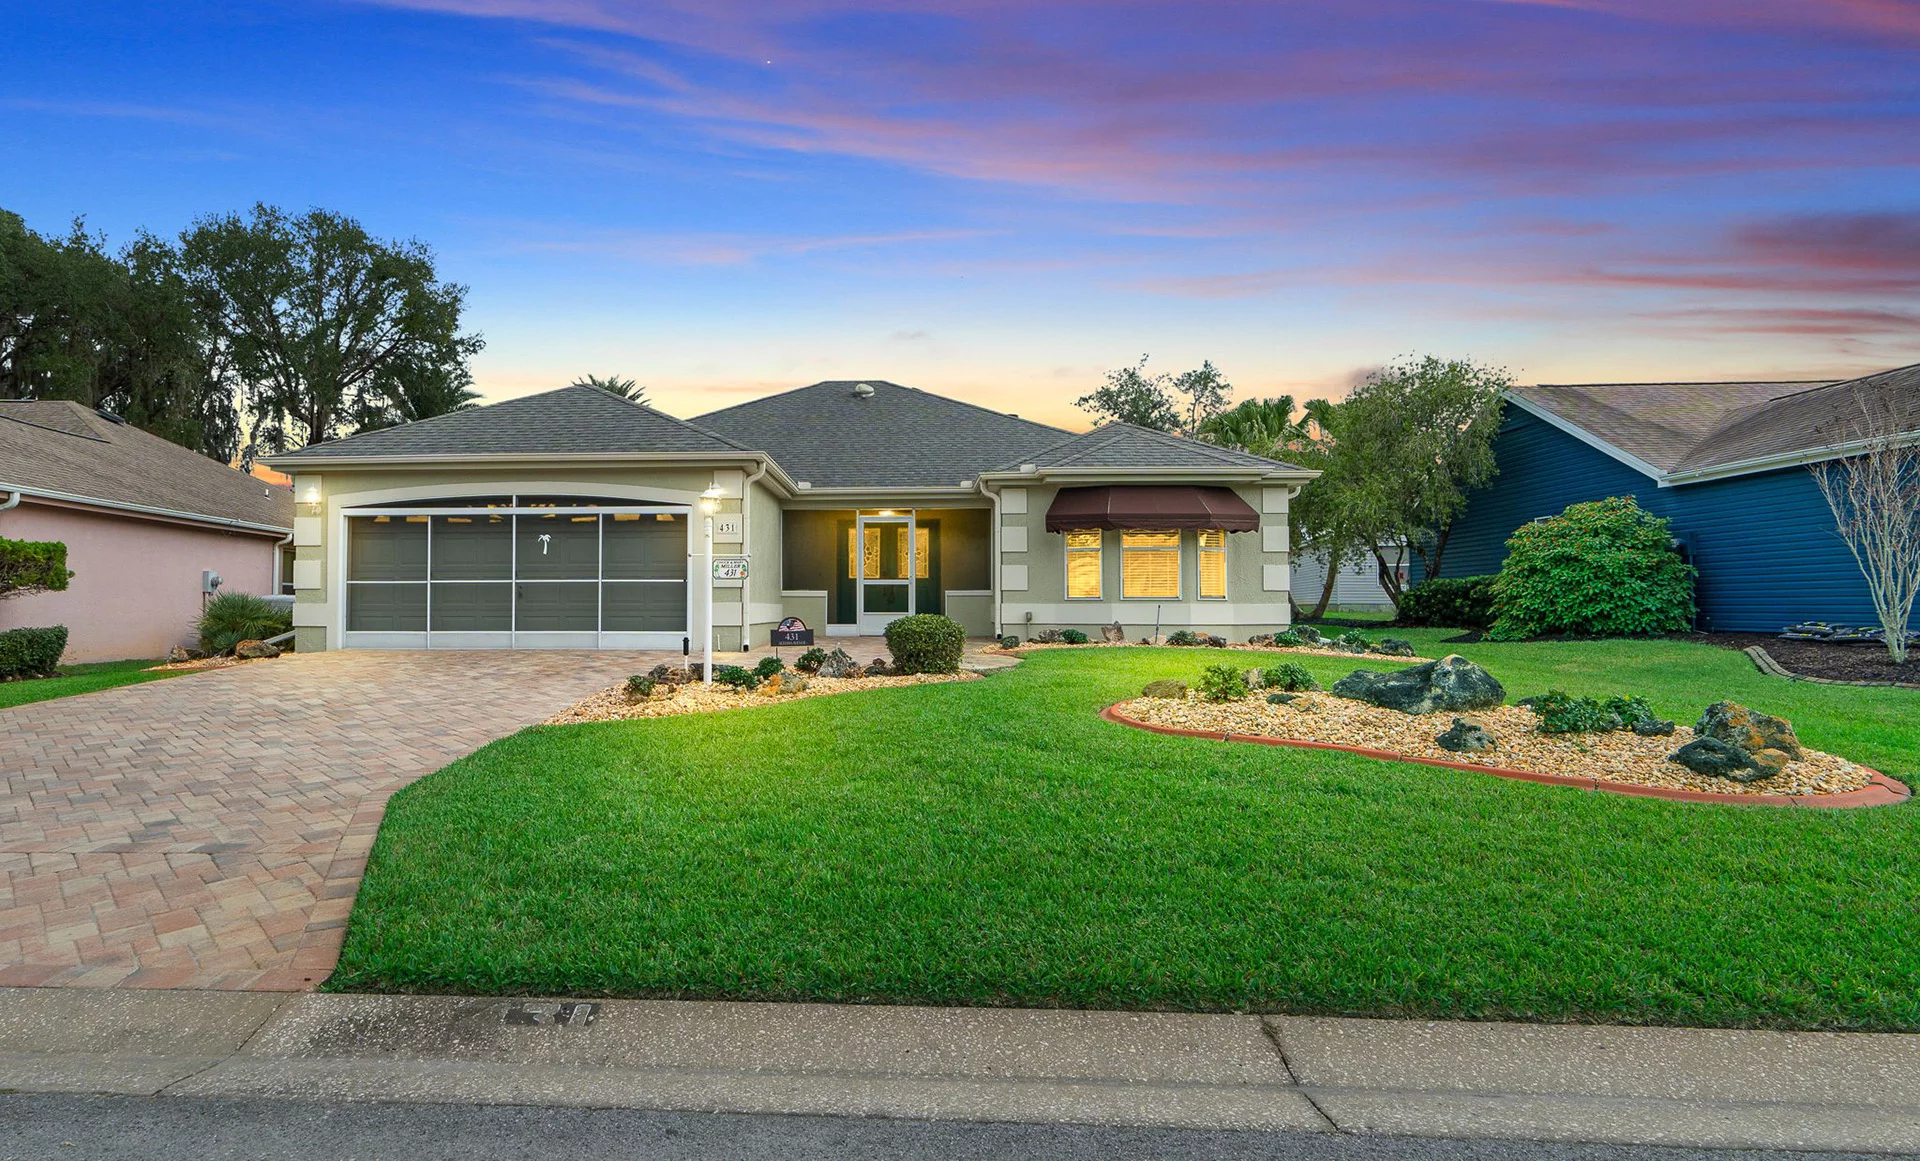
(1099, 705), (1911, 809)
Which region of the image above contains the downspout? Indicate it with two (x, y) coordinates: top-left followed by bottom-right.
(272, 528), (294, 594)
(0, 490), (20, 514)
(739, 458), (771, 646)
(975, 478), (1002, 638)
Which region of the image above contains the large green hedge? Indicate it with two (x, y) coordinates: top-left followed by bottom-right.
(883, 614), (966, 674)
(1397, 574), (1496, 629)
(0, 537), (71, 598)
(0, 626), (69, 679)
(1487, 497), (1695, 640)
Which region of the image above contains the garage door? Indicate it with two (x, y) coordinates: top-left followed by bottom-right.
(341, 495), (691, 649)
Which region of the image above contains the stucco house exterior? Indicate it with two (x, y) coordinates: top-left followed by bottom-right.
(264, 380), (1315, 652)
(1423, 362), (1920, 632)
(0, 400), (295, 662)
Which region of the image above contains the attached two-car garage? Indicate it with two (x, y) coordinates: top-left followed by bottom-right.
(341, 495), (692, 649)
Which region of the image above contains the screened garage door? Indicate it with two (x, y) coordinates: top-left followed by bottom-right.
(342, 496), (690, 649)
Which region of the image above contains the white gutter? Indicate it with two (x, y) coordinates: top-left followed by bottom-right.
(0, 482), (291, 536)
(975, 478), (1004, 638)
(260, 450), (800, 497)
(1661, 430), (1920, 487)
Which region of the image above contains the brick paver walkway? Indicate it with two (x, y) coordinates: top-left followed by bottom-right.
(0, 651), (668, 991)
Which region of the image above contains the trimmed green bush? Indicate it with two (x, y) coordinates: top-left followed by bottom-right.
(884, 613), (965, 674)
(712, 665), (759, 690)
(1488, 497), (1696, 641)
(1530, 690), (1657, 734)
(0, 537), (72, 599)
(1059, 628), (1089, 645)
(624, 675), (657, 700)
(0, 626), (68, 679)
(997, 634), (1020, 650)
(752, 655), (785, 680)
(195, 592), (292, 656)
(1335, 631), (1371, 650)
(1166, 629), (1202, 647)
(1397, 574), (1496, 629)
(1260, 662), (1319, 692)
(1271, 629), (1304, 646)
(794, 647), (828, 674)
(1197, 663), (1249, 702)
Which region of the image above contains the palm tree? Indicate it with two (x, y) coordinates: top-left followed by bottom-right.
(1197, 395), (1302, 458)
(571, 374), (647, 404)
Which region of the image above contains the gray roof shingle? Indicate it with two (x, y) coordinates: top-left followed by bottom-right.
(269, 386), (753, 462)
(0, 400), (292, 530)
(1001, 422), (1306, 473)
(691, 380), (1071, 488)
(1512, 363), (1919, 479)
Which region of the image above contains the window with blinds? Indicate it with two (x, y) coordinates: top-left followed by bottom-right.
(1065, 530), (1102, 599)
(1198, 529), (1226, 599)
(1120, 530), (1181, 599)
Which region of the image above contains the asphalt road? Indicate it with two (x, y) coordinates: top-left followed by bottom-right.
(4, 1095), (1914, 1161)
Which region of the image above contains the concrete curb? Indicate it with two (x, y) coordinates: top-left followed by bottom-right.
(1100, 704), (1912, 809)
(2, 989), (1918, 1152)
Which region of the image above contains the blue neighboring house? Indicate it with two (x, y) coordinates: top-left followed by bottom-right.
(1426, 362), (1920, 633)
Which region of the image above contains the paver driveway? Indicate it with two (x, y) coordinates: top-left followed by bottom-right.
(0, 651), (659, 991)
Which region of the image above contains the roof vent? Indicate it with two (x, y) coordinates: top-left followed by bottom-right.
(852, 382), (875, 398)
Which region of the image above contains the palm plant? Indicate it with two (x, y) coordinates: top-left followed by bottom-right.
(571, 374), (647, 404)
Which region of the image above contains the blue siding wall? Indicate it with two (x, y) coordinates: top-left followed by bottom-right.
(1430, 412), (1901, 633)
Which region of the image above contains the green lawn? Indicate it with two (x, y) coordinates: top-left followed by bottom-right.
(331, 632), (1920, 1030)
(0, 657), (181, 710)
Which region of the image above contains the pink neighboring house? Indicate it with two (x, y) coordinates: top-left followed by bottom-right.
(1, 400), (293, 663)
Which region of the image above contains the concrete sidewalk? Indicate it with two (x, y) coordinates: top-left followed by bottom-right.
(2, 989), (1917, 1154)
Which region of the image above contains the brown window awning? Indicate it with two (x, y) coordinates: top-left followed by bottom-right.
(1043, 485), (1260, 533)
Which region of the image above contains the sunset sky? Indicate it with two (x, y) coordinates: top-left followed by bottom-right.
(6, 1), (1917, 428)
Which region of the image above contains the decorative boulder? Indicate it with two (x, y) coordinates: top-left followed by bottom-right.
(1334, 638), (1370, 654)
(1296, 626), (1324, 645)
(1695, 702), (1803, 761)
(1032, 628), (1065, 644)
(1202, 634), (1228, 648)
(815, 648), (858, 678)
(168, 645), (195, 664)
(233, 639), (281, 660)
(1330, 654), (1505, 715)
(1141, 679), (1189, 699)
(1243, 668), (1266, 690)
(1670, 737), (1767, 781)
(1435, 717), (1497, 753)
(864, 657), (895, 677)
(1266, 692), (1298, 706)
(781, 673), (809, 695)
(1631, 718), (1676, 737)
(1371, 638), (1417, 657)
(1102, 622), (1127, 644)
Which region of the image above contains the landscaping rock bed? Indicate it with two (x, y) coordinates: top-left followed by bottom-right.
(988, 640), (1437, 663)
(546, 671), (980, 724)
(1109, 691), (1873, 797)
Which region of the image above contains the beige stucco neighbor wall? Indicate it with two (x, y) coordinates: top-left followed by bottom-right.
(287, 464), (755, 652)
(0, 500), (281, 663)
(994, 481), (1293, 641)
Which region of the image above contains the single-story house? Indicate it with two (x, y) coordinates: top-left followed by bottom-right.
(263, 380), (1314, 652)
(0, 399), (295, 662)
(1424, 362), (1920, 632)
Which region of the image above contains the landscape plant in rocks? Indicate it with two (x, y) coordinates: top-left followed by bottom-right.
(1197, 663), (1250, 702)
(1260, 662), (1319, 692)
(1059, 628), (1089, 645)
(794, 647), (828, 674)
(1527, 690), (1666, 735)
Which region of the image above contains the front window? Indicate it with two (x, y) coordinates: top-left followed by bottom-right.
(1121, 530), (1181, 599)
(1065, 529), (1102, 599)
(1198, 529), (1227, 599)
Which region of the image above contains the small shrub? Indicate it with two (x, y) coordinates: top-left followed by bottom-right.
(1059, 628), (1089, 645)
(1397, 574), (1497, 629)
(1272, 629), (1304, 646)
(1335, 631), (1371, 651)
(624, 675), (657, 700)
(997, 634), (1020, 650)
(196, 592), (292, 656)
(0, 536), (72, 599)
(884, 613), (965, 674)
(752, 655), (785, 680)
(0, 626), (68, 679)
(1260, 662), (1319, 692)
(1166, 629), (1202, 647)
(1529, 690), (1657, 734)
(794, 647), (828, 674)
(1488, 497), (1696, 640)
(712, 664), (759, 690)
(1197, 663), (1249, 702)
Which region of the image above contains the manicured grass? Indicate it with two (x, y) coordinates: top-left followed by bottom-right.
(331, 634), (1920, 1030)
(0, 658), (181, 710)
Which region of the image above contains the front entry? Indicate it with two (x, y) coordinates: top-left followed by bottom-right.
(856, 513), (914, 633)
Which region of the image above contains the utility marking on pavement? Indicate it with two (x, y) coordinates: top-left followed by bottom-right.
(501, 1001), (598, 1027)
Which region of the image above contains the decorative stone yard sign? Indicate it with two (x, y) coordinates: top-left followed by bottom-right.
(712, 555), (750, 580)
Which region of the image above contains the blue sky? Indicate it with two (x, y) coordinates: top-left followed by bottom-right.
(5, 1), (1917, 426)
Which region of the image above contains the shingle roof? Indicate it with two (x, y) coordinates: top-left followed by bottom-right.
(1671, 363), (1920, 474)
(269, 386), (753, 462)
(1510, 380), (1823, 473)
(1512, 364), (1920, 480)
(0, 400), (292, 531)
(1001, 422), (1307, 473)
(691, 380), (1071, 488)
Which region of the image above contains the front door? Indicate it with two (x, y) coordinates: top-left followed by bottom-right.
(856, 514), (914, 633)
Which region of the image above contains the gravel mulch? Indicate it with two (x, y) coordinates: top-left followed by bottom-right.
(1112, 692), (1871, 797)
(991, 641), (1437, 663)
(145, 656), (254, 673)
(546, 671), (980, 725)
(1707, 632), (1920, 685)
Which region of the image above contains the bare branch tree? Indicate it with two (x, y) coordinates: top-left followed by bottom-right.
(1809, 385), (1920, 664)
